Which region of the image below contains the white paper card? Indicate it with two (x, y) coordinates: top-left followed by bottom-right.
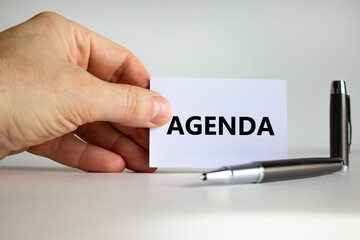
(150, 78), (287, 168)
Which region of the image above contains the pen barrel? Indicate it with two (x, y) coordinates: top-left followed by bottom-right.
(259, 158), (343, 182)
(330, 94), (349, 165)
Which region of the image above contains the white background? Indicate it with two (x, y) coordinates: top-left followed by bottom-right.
(0, 0), (359, 166)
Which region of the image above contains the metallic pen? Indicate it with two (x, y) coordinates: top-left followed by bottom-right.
(201, 158), (344, 184)
(330, 80), (351, 166)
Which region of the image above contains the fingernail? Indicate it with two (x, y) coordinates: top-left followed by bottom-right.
(151, 96), (172, 125)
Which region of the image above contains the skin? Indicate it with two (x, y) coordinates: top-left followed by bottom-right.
(0, 12), (173, 172)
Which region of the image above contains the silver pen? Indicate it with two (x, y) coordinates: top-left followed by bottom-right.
(330, 80), (351, 166)
(201, 158), (344, 184)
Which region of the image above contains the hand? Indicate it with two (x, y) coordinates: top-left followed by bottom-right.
(0, 12), (172, 172)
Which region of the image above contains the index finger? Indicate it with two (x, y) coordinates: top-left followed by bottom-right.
(86, 31), (150, 88)
(86, 33), (150, 88)
(50, 12), (150, 88)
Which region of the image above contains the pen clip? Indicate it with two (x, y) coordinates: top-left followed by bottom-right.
(347, 94), (352, 152)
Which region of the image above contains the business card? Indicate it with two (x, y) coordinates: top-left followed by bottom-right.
(150, 77), (287, 168)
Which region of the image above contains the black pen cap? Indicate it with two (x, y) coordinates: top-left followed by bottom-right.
(331, 80), (347, 95)
(330, 80), (351, 167)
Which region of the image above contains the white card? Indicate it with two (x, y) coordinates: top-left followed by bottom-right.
(150, 78), (287, 168)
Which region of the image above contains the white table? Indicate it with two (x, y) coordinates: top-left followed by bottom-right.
(1, 151), (359, 240)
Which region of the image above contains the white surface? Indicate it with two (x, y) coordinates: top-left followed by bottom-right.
(1, 151), (360, 240)
(0, 0), (359, 152)
(150, 78), (287, 168)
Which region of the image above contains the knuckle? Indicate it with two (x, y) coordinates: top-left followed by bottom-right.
(33, 12), (61, 22)
(30, 12), (67, 32)
(123, 85), (139, 123)
(57, 69), (99, 125)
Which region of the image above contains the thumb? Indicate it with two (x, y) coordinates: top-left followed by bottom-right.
(88, 79), (173, 128)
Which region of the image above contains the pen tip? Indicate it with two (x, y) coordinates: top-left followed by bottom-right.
(201, 173), (207, 181)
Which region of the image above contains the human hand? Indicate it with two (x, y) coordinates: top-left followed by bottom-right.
(0, 12), (172, 172)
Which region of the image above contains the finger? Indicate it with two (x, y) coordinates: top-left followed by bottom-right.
(8, 147), (29, 156)
(111, 123), (149, 151)
(71, 23), (150, 88)
(0, 148), (30, 160)
(25, 13), (149, 87)
(85, 75), (172, 127)
(27, 133), (126, 172)
(88, 42), (150, 88)
(74, 122), (155, 173)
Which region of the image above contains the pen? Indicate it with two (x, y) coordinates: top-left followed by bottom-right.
(201, 158), (344, 184)
(330, 80), (351, 166)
